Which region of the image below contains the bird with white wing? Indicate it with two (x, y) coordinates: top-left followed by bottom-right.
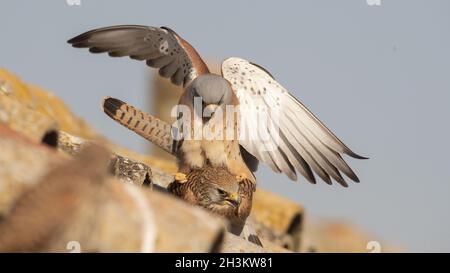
(68, 25), (367, 227)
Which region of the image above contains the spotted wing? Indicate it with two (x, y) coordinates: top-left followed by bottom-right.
(222, 57), (366, 186)
(68, 25), (209, 86)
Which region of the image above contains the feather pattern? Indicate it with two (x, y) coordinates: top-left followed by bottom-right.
(221, 57), (366, 185)
(68, 25), (209, 86)
(69, 25), (366, 186)
(102, 97), (178, 154)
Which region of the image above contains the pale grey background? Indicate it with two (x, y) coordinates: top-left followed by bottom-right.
(1, 0), (449, 252)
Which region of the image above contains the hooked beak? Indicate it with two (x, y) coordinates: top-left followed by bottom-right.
(225, 192), (241, 208)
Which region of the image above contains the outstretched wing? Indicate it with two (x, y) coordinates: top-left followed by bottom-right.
(68, 25), (209, 86)
(221, 57), (366, 186)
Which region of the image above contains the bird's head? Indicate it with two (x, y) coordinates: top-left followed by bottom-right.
(187, 74), (233, 121)
(210, 183), (241, 207)
(204, 182), (241, 218)
(195, 167), (242, 217)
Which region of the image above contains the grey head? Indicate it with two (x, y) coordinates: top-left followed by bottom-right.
(187, 74), (234, 120)
(189, 74), (233, 105)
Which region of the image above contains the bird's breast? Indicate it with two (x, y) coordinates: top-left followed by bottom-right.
(201, 140), (227, 166)
(180, 139), (230, 169)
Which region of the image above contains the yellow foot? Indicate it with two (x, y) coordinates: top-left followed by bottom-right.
(174, 172), (188, 183)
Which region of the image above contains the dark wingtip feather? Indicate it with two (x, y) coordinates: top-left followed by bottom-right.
(342, 168), (360, 184)
(349, 170), (361, 183)
(102, 97), (125, 119)
(67, 33), (88, 45)
(345, 167), (361, 182)
(334, 172), (349, 187)
(305, 171), (316, 184)
(322, 176), (332, 185)
(346, 149), (369, 160)
(89, 47), (105, 53)
(67, 37), (76, 44)
(349, 174), (360, 183)
(301, 164), (316, 184)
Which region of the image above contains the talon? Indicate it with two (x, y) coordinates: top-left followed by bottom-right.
(174, 172), (188, 183)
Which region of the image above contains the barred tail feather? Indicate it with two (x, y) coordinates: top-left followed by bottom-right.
(102, 97), (177, 154)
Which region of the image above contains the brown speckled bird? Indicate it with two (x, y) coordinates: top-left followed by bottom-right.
(102, 97), (255, 226)
(102, 97), (259, 236)
(167, 166), (255, 234)
(69, 25), (366, 189)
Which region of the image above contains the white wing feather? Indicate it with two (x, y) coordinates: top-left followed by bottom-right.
(221, 57), (365, 186)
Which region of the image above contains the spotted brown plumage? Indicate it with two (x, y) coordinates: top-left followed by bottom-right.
(69, 25), (366, 188)
(168, 166), (255, 233)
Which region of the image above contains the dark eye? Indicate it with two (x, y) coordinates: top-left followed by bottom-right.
(217, 188), (227, 196)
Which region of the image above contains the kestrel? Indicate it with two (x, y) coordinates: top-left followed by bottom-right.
(103, 97), (257, 238)
(167, 166), (254, 233)
(68, 25), (366, 188)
